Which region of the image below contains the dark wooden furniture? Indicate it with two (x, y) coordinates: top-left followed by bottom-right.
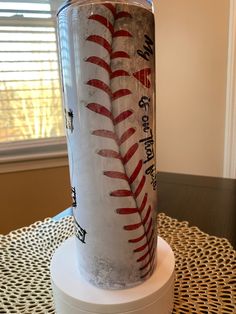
(158, 172), (236, 248)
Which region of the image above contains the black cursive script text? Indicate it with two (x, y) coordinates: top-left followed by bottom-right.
(137, 35), (154, 61)
(139, 129), (155, 164)
(145, 164), (157, 190)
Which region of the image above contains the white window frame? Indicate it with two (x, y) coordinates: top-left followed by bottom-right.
(0, 137), (67, 173)
(0, 0), (68, 173)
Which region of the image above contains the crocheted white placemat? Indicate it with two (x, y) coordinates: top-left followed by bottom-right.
(0, 213), (235, 313)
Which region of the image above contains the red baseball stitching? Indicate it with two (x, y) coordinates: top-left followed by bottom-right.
(87, 35), (112, 54)
(85, 4), (155, 279)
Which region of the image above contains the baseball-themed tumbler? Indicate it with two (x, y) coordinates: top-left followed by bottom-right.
(57, 0), (157, 289)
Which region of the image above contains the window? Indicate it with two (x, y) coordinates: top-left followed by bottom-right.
(0, 0), (67, 172)
(0, 0), (64, 143)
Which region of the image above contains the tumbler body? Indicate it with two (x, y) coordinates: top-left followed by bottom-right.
(57, 0), (157, 289)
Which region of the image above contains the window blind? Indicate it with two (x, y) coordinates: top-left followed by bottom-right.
(0, 0), (64, 142)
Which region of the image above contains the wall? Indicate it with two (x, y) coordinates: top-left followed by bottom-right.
(0, 166), (71, 234)
(155, 0), (230, 176)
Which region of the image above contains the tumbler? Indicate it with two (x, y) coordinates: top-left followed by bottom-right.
(57, 0), (157, 289)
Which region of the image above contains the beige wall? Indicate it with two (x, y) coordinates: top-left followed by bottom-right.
(155, 0), (230, 176)
(0, 166), (71, 234)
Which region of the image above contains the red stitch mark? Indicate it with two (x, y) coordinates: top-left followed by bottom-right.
(87, 103), (113, 120)
(134, 175), (146, 198)
(145, 217), (153, 236)
(87, 104), (133, 126)
(133, 229), (154, 253)
(113, 110), (133, 125)
(111, 51), (130, 59)
(124, 206), (151, 231)
(134, 241), (149, 253)
(140, 262), (154, 279)
(87, 35), (112, 54)
(110, 70), (130, 79)
(97, 149), (121, 160)
(115, 193), (148, 220)
(92, 130), (118, 142)
(133, 68), (151, 88)
(110, 190), (133, 197)
(123, 143), (138, 165)
(139, 193), (148, 213)
(128, 232), (147, 243)
(137, 237), (154, 262)
(124, 221), (143, 231)
(116, 11), (132, 19)
(102, 3), (116, 18)
(140, 248), (155, 273)
(118, 128), (135, 145)
(128, 218), (153, 243)
(142, 206), (152, 227)
(113, 30), (132, 38)
(116, 208), (139, 214)
(129, 160), (143, 184)
(112, 89), (132, 101)
(104, 171), (128, 181)
(149, 228), (154, 240)
(102, 3), (132, 21)
(141, 264), (155, 280)
(129, 232), (147, 244)
(86, 57), (111, 75)
(140, 248), (155, 271)
(89, 14), (114, 35)
(87, 79), (111, 97)
(147, 258), (156, 277)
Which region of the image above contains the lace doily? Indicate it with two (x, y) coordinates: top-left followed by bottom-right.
(0, 213), (235, 313)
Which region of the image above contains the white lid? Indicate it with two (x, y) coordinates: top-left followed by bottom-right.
(50, 236), (175, 313)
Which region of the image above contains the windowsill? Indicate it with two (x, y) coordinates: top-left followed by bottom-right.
(0, 137), (68, 173)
